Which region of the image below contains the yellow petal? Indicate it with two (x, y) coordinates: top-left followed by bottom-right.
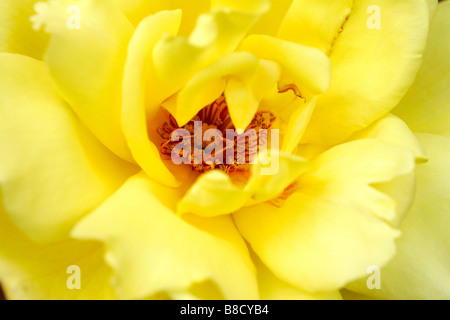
(0, 53), (137, 243)
(393, 1), (450, 139)
(73, 172), (258, 300)
(151, 6), (269, 113)
(31, 0), (134, 161)
(212, 0), (270, 13)
(340, 290), (374, 300)
(347, 114), (427, 227)
(240, 35), (331, 94)
(426, 0), (438, 17)
(163, 52), (259, 126)
(225, 59), (280, 131)
(281, 97), (316, 153)
(170, 280), (226, 300)
(177, 171), (249, 217)
(346, 133), (450, 299)
(249, 0), (293, 37)
(245, 152), (310, 203)
(308, 139), (416, 224)
(258, 86), (317, 154)
(122, 10), (182, 187)
(178, 152), (309, 218)
(253, 252), (342, 300)
(302, 0), (429, 146)
(350, 115), (428, 227)
(163, 52), (279, 131)
(277, 0), (353, 54)
(372, 172), (417, 229)
(0, 197), (116, 300)
(348, 114), (427, 162)
(0, 0), (49, 59)
(235, 139), (417, 292)
(112, 0), (210, 36)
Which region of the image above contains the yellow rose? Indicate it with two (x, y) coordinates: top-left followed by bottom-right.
(0, 0), (448, 300)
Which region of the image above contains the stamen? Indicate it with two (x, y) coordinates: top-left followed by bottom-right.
(278, 83), (307, 103)
(157, 94), (276, 174)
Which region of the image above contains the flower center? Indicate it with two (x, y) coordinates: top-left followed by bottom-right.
(158, 95), (276, 174)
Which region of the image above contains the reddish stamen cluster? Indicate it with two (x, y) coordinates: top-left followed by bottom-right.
(157, 95), (276, 174)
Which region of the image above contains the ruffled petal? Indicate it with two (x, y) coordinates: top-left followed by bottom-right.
(151, 4), (269, 116)
(347, 114), (427, 161)
(240, 35), (331, 95)
(277, 0), (353, 54)
(0, 197), (116, 300)
(225, 59), (280, 131)
(244, 152), (310, 203)
(122, 10), (182, 187)
(162, 53), (279, 133)
(346, 114), (427, 227)
(393, 1), (450, 138)
(235, 139), (417, 292)
(249, 0), (293, 36)
(72, 173), (258, 300)
(302, 0), (429, 146)
(281, 97), (316, 153)
(346, 134), (450, 299)
(0, 53), (137, 243)
(163, 52), (264, 127)
(31, 0), (135, 161)
(177, 152), (309, 217)
(0, 0), (49, 59)
(113, 0), (210, 36)
(253, 253), (342, 300)
(177, 171), (249, 217)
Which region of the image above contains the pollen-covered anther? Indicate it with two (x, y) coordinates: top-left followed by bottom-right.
(158, 95), (276, 174)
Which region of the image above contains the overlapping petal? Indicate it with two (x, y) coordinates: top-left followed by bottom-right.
(345, 2), (450, 299)
(302, 0), (430, 147)
(234, 138), (417, 292)
(162, 52), (279, 130)
(151, 2), (270, 119)
(281, 98), (316, 153)
(248, 0), (293, 36)
(176, 171), (249, 217)
(0, 53), (137, 243)
(277, 0), (353, 54)
(225, 59), (280, 132)
(253, 253), (342, 300)
(346, 134), (450, 299)
(73, 173), (258, 300)
(31, 0), (135, 161)
(121, 10), (182, 187)
(177, 152), (309, 217)
(346, 114), (427, 227)
(393, 1), (450, 138)
(347, 114), (427, 161)
(240, 35), (331, 95)
(0, 195), (116, 300)
(113, 0), (210, 36)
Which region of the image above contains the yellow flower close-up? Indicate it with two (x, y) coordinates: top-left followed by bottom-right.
(0, 0), (448, 301)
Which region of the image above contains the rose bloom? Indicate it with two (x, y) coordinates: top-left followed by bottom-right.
(0, 0), (448, 300)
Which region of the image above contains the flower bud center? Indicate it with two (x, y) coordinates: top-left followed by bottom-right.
(157, 95), (276, 174)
